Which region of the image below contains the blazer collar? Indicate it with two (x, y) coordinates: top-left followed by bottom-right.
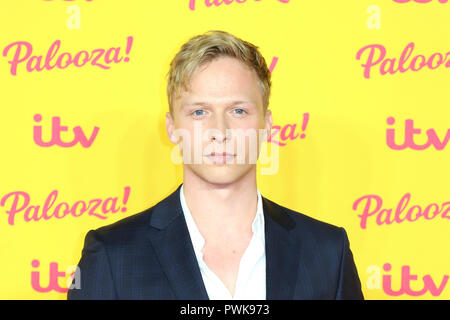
(147, 183), (208, 299)
(262, 196), (301, 299)
(146, 183), (301, 300)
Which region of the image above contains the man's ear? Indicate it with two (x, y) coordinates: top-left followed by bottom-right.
(263, 109), (273, 141)
(165, 112), (177, 144)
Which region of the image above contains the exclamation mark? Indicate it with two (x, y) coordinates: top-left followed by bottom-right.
(124, 36), (133, 62)
(269, 56), (278, 73)
(121, 186), (131, 212)
(300, 113), (309, 139)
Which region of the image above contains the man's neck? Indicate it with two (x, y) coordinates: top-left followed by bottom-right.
(182, 168), (259, 239)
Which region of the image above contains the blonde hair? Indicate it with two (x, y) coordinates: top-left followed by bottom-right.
(166, 30), (272, 116)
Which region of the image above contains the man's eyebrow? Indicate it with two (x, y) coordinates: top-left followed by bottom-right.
(183, 101), (252, 107)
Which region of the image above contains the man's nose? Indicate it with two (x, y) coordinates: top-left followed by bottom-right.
(209, 115), (231, 143)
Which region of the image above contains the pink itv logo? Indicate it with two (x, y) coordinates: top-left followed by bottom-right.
(386, 117), (449, 151)
(31, 259), (80, 293)
(33, 114), (99, 148)
(367, 263), (449, 297)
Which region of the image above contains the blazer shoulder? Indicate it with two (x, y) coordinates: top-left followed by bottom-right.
(86, 184), (182, 246)
(88, 205), (156, 247)
(264, 197), (345, 242)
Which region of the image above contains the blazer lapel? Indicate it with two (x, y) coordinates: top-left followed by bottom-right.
(146, 184), (209, 300)
(146, 184), (305, 300)
(263, 196), (302, 300)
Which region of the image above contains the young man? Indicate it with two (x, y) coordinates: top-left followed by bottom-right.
(68, 30), (363, 300)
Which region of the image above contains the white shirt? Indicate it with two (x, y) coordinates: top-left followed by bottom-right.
(179, 184), (266, 300)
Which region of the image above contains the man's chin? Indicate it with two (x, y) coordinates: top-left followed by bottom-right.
(185, 165), (254, 186)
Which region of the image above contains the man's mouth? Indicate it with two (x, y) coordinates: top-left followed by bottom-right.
(204, 152), (236, 164)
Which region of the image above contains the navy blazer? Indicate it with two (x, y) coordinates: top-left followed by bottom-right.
(67, 184), (363, 300)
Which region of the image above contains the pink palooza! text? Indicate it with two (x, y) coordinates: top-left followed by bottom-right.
(393, 0), (449, 3)
(268, 113), (309, 146)
(353, 193), (450, 229)
(356, 42), (450, 79)
(0, 186), (130, 226)
(2, 36), (133, 76)
(188, 0), (289, 10)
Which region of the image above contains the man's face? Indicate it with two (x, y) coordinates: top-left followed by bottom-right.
(166, 56), (272, 185)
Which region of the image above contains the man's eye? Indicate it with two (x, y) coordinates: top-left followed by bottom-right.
(234, 108), (246, 115)
(193, 109), (205, 117)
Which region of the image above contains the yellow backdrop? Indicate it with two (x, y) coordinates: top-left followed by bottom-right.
(1, 0), (449, 300)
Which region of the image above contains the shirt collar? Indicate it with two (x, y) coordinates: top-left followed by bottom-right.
(180, 184), (265, 258)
